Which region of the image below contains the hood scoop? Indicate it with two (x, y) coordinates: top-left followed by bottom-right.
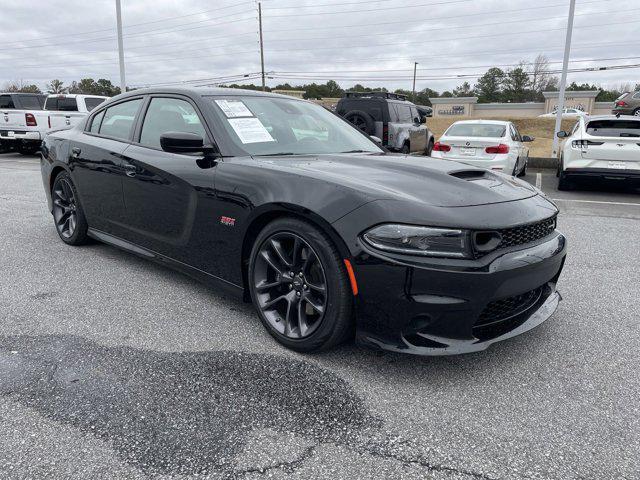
(449, 169), (503, 188)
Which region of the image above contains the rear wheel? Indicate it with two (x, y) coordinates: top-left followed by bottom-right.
(633, 108), (640, 117)
(425, 139), (434, 156)
(343, 110), (375, 135)
(51, 172), (90, 245)
(401, 142), (410, 154)
(248, 217), (353, 352)
(557, 171), (574, 191)
(17, 143), (39, 156)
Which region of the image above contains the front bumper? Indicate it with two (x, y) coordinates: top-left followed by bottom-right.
(0, 129), (41, 142)
(352, 232), (567, 355)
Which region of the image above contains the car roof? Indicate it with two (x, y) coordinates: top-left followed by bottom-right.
(448, 119), (510, 125)
(584, 114), (640, 122)
(114, 86), (302, 102)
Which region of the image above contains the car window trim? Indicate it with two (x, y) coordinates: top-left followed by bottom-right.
(131, 93), (218, 154)
(83, 95), (146, 144)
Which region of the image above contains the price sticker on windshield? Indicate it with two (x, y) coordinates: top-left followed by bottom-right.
(228, 117), (275, 144)
(215, 100), (254, 118)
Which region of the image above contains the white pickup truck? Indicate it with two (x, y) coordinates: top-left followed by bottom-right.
(0, 93), (108, 154)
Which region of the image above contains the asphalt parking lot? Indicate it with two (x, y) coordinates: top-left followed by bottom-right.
(1, 152), (638, 480)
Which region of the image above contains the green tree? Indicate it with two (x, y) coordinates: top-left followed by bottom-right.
(503, 67), (530, 102)
(474, 68), (504, 103)
(453, 81), (473, 97)
(46, 79), (67, 94)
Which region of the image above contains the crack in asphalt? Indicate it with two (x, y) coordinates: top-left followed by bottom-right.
(234, 445), (318, 478)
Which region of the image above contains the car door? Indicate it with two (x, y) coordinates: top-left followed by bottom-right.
(69, 97), (144, 236)
(118, 95), (219, 270)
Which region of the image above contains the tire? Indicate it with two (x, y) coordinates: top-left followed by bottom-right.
(557, 171), (574, 191)
(248, 217), (353, 352)
(633, 108), (640, 117)
(17, 144), (39, 156)
(517, 159), (527, 177)
(425, 139), (434, 156)
(51, 171), (90, 246)
(343, 110), (375, 135)
(401, 142), (410, 154)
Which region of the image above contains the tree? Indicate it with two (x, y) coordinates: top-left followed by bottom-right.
(503, 67), (530, 102)
(474, 67), (505, 103)
(46, 79), (67, 94)
(453, 81), (473, 97)
(68, 78), (121, 96)
(440, 91), (453, 98)
(2, 80), (42, 93)
(528, 54), (558, 99)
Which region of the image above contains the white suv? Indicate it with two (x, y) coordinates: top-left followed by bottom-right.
(556, 115), (640, 190)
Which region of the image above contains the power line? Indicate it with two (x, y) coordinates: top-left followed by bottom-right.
(0, 1), (255, 46)
(262, 0), (607, 34)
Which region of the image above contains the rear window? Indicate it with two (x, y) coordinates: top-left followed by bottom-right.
(45, 97), (78, 111)
(586, 120), (640, 137)
(0, 95), (15, 109)
(446, 123), (506, 138)
(18, 95), (43, 110)
(84, 97), (106, 111)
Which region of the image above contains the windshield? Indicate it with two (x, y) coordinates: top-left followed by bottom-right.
(208, 96), (382, 155)
(445, 123), (506, 138)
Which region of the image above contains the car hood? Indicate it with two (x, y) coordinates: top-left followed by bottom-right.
(254, 153), (538, 207)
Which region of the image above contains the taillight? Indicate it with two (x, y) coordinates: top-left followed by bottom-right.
(25, 113), (37, 126)
(382, 124), (388, 145)
(616, 101), (628, 107)
(485, 144), (509, 154)
(433, 142), (451, 152)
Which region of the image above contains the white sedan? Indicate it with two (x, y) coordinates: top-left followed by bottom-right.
(538, 108), (588, 119)
(556, 115), (640, 190)
(430, 120), (533, 176)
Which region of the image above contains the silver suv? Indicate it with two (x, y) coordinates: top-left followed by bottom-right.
(336, 91), (435, 155)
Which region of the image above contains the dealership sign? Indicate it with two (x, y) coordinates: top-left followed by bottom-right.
(438, 105), (465, 115)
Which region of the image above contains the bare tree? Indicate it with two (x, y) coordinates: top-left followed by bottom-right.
(2, 79), (42, 93)
(529, 54), (558, 95)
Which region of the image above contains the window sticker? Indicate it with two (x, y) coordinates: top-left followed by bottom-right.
(228, 117), (275, 144)
(215, 99), (254, 118)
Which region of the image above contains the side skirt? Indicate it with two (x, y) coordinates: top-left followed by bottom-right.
(87, 228), (245, 299)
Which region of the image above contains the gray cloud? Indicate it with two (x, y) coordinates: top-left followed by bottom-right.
(0, 0), (638, 93)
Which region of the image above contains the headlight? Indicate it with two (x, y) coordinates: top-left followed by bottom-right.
(362, 224), (471, 258)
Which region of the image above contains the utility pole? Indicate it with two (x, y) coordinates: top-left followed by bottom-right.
(115, 0), (126, 93)
(552, 0), (576, 156)
(258, 2), (266, 91)
(412, 62), (418, 102)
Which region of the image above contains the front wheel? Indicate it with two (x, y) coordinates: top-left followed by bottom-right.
(51, 172), (90, 245)
(401, 142), (410, 154)
(425, 139), (434, 156)
(248, 217), (353, 352)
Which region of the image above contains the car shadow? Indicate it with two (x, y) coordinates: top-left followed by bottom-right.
(0, 334), (381, 476)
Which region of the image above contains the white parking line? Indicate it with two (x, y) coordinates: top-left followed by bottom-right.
(552, 198), (640, 207)
(535, 173), (542, 189)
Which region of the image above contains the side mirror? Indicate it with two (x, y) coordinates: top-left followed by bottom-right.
(413, 116), (421, 125)
(556, 131), (568, 138)
(160, 131), (214, 154)
(370, 135), (382, 145)
(420, 115), (427, 124)
(521, 135), (534, 142)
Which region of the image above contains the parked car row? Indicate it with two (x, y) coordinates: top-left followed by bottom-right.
(0, 92), (108, 154)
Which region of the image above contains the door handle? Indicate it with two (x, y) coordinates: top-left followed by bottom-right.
(123, 164), (137, 177)
(71, 147), (81, 157)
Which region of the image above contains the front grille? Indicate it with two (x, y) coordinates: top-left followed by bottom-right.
(476, 286), (544, 328)
(472, 215), (556, 258)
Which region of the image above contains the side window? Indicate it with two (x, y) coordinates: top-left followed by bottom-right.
(139, 97), (207, 149)
(89, 110), (105, 133)
(84, 97), (106, 111)
(387, 104), (399, 122)
(509, 125), (517, 141)
(410, 107), (419, 122)
(511, 124), (522, 141)
(44, 98), (57, 110)
(99, 98), (143, 140)
(0, 95), (15, 109)
(396, 105), (413, 123)
(633, 92), (640, 100)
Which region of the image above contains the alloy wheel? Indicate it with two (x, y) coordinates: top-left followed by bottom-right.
(253, 232), (327, 339)
(52, 178), (78, 239)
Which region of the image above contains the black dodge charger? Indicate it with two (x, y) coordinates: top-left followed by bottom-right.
(40, 87), (567, 355)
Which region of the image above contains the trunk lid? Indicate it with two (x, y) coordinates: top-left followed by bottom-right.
(0, 110), (27, 129)
(439, 136), (506, 161)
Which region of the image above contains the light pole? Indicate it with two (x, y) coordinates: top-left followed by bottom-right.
(412, 62), (418, 102)
(115, 0), (126, 93)
(258, 2), (266, 91)
(552, 0), (576, 156)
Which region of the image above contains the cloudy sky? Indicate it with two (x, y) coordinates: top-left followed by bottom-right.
(1, 0), (638, 94)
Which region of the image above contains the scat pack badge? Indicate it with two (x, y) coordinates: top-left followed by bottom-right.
(220, 216), (236, 227)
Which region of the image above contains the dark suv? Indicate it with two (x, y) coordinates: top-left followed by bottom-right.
(336, 92), (434, 155)
(612, 91), (640, 116)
